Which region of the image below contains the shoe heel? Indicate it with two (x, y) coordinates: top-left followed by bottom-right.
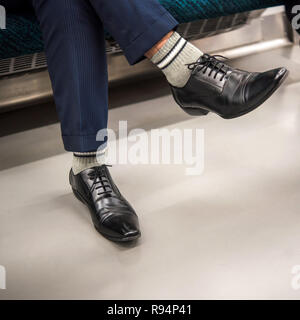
(72, 188), (87, 206)
(182, 107), (209, 116)
(171, 86), (209, 117)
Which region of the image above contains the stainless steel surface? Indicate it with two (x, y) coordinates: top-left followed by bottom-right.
(0, 52), (47, 77)
(198, 8), (290, 56)
(216, 38), (292, 60)
(0, 8), (292, 112)
(177, 9), (264, 40)
(0, 70), (52, 112)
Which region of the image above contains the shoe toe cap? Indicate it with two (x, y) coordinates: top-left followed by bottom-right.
(102, 214), (141, 241)
(246, 67), (288, 104)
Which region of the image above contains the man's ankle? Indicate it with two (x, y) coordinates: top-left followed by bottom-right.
(145, 31), (174, 59)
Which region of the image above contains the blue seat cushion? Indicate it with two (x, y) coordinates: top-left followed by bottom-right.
(0, 0), (283, 59)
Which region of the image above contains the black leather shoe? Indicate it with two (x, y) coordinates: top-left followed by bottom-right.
(171, 54), (289, 119)
(69, 165), (141, 242)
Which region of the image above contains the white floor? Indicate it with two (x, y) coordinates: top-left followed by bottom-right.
(0, 51), (300, 300)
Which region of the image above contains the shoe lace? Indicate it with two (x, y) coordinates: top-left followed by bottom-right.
(186, 54), (230, 81)
(88, 165), (113, 197)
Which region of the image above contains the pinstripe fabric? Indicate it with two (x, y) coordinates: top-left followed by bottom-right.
(31, 0), (109, 152)
(30, 0), (177, 152)
(88, 0), (178, 64)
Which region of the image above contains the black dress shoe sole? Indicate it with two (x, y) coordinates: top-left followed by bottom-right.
(176, 69), (289, 119)
(72, 188), (141, 243)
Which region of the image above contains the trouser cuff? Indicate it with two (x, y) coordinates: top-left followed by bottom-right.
(123, 11), (179, 65)
(62, 134), (107, 153)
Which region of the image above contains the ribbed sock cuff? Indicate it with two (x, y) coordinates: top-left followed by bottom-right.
(72, 149), (107, 175)
(151, 32), (182, 65)
(151, 32), (203, 87)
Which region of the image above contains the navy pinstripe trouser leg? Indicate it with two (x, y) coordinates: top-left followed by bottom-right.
(30, 0), (178, 152)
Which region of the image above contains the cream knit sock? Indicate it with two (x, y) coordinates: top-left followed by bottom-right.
(151, 32), (203, 88)
(72, 149), (107, 175)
